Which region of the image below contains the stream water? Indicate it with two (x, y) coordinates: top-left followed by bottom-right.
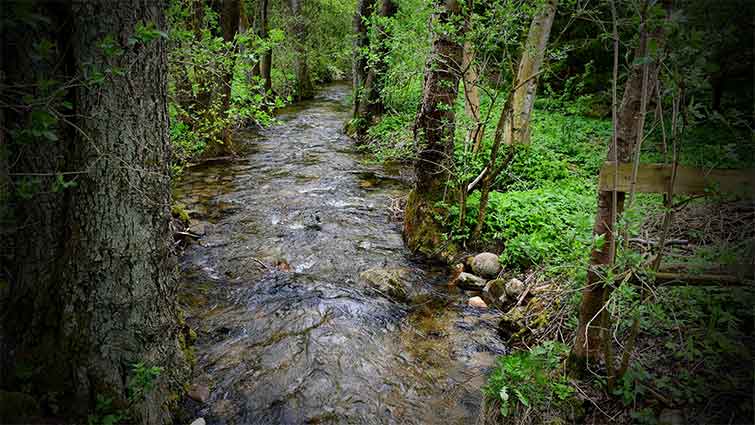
(174, 84), (506, 424)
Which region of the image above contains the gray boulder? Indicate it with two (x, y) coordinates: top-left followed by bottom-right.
(470, 252), (502, 278)
(456, 272), (487, 290)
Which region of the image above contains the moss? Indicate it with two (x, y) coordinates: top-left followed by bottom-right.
(171, 203), (190, 224)
(403, 189), (459, 263)
(177, 329), (197, 369)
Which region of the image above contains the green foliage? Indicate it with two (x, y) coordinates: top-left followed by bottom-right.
(128, 362), (163, 403)
(128, 21), (168, 46)
(167, 0), (285, 167)
(86, 363), (162, 425)
(362, 113), (415, 162)
(380, 0), (431, 113)
(269, 0), (355, 98)
(87, 395), (124, 425)
(484, 341), (575, 417)
(450, 182), (594, 268)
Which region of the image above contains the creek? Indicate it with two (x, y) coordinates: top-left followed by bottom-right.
(174, 84), (506, 424)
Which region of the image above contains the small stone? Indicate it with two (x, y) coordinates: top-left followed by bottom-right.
(457, 272), (487, 290)
(482, 278), (507, 308)
(189, 419), (206, 425)
(188, 384), (210, 403)
(505, 278), (525, 298)
(470, 253), (502, 278)
(468, 296), (487, 308)
(188, 222), (209, 236)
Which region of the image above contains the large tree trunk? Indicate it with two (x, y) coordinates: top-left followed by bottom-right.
(570, 2), (666, 373)
(404, 0), (467, 257)
(503, 0), (558, 146)
(353, 0), (375, 117)
(220, 0), (240, 151)
(354, 0), (398, 139)
(288, 0), (314, 100)
(0, 1), (188, 422)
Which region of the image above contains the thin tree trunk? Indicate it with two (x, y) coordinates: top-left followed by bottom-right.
(570, 0), (667, 373)
(462, 41), (484, 152)
(355, 0), (398, 139)
(404, 0), (468, 255)
(259, 0), (272, 95)
(503, 0), (558, 146)
(289, 0), (314, 100)
(240, 0), (261, 82)
(221, 0), (240, 151)
(1, 1), (188, 422)
(353, 0), (375, 117)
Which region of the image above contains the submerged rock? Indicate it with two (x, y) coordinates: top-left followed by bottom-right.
(359, 267), (411, 301)
(468, 296), (488, 308)
(470, 253), (502, 278)
(188, 221), (210, 236)
(482, 279), (507, 308)
(188, 383), (210, 403)
(189, 419), (206, 425)
(456, 272), (487, 290)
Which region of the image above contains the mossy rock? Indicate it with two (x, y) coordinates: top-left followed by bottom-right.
(359, 267), (412, 301)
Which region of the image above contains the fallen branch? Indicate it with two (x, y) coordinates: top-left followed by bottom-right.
(174, 231), (200, 240)
(629, 238), (688, 246)
(467, 166), (487, 192)
(632, 272), (751, 287)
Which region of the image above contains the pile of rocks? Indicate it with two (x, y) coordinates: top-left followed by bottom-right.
(449, 253), (529, 309)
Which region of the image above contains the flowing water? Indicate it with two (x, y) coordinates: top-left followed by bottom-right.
(174, 84), (506, 425)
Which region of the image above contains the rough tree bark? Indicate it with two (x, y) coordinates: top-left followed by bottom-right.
(288, 0), (314, 100)
(220, 0), (240, 151)
(569, 2), (667, 373)
(404, 0), (468, 257)
(354, 0), (398, 139)
(503, 0), (558, 146)
(0, 1), (188, 422)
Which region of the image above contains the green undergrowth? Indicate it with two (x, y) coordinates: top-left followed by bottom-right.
(484, 341), (582, 423)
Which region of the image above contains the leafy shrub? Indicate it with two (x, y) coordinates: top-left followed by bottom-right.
(450, 182), (595, 268)
(363, 113), (416, 162)
(484, 341), (576, 418)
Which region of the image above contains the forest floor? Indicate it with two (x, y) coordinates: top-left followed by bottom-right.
(362, 95), (754, 424)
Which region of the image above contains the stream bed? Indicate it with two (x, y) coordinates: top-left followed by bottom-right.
(174, 84), (506, 424)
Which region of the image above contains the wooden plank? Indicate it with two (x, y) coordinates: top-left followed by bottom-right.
(599, 162), (755, 197)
